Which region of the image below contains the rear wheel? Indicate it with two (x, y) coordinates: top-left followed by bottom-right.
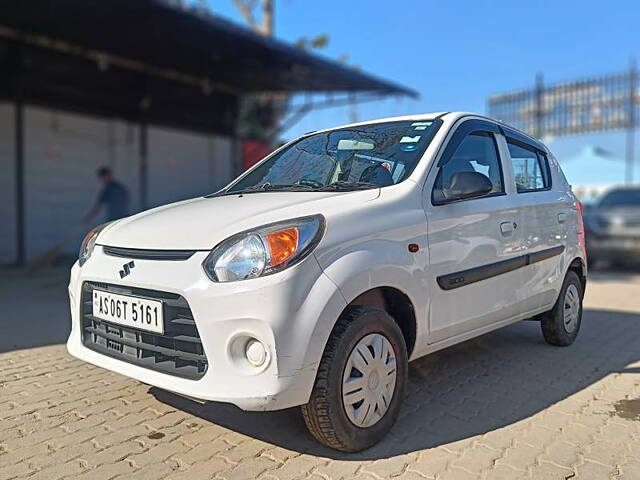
(301, 305), (407, 452)
(541, 271), (583, 346)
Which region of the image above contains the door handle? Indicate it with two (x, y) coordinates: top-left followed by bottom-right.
(557, 213), (567, 224)
(500, 221), (516, 234)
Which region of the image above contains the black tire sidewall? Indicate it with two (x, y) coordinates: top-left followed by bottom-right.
(321, 307), (408, 451)
(542, 271), (583, 346)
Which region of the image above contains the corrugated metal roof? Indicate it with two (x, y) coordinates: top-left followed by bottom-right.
(1, 0), (416, 97)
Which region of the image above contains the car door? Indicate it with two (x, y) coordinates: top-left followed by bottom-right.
(424, 119), (526, 343)
(502, 134), (571, 312)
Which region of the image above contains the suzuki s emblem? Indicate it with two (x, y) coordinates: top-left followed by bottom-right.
(119, 261), (135, 279)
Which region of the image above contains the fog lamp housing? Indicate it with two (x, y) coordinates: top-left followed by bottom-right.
(245, 339), (268, 367)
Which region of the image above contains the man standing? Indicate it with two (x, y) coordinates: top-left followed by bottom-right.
(84, 166), (130, 222)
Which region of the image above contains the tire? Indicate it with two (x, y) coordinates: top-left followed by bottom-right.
(301, 305), (408, 452)
(540, 270), (583, 346)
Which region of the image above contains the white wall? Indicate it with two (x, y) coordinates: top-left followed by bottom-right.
(0, 104), (16, 263)
(147, 126), (233, 208)
(0, 105), (235, 263)
(24, 107), (114, 259)
(110, 121), (141, 212)
(209, 135), (234, 192)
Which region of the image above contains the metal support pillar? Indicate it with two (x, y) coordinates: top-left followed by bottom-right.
(626, 58), (637, 184)
(15, 99), (25, 265)
(139, 122), (148, 211)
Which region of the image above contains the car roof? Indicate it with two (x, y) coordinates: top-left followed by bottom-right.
(309, 112), (450, 133)
(605, 186), (640, 193)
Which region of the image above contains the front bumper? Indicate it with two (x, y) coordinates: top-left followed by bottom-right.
(586, 234), (640, 262)
(67, 246), (346, 411)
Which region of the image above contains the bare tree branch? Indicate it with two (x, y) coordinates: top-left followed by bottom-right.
(232, 0), (258, 29)
(261, 0), (273, 36)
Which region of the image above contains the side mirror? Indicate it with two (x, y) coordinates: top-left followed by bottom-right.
(442, 171), (493, 202)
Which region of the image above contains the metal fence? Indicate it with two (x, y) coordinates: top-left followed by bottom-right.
(488, 61), (639, 182)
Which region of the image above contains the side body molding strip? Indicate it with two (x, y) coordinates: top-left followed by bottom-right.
(437, 245), (565, 291)
(528, 245), (565, 264)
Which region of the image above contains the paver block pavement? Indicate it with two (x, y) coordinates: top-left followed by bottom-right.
(1, 269), (640, 479)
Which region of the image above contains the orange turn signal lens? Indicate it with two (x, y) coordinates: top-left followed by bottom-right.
(264, 228), (299, 267)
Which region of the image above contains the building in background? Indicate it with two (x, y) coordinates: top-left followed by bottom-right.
(0, 0), (413, 265)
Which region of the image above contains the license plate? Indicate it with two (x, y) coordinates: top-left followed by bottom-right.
(92, 289), (164, 334)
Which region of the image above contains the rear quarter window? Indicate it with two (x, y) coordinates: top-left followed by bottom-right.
(507, 140), (551, 192)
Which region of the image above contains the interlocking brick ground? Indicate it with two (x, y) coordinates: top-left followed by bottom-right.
(1, 268), (639, 479)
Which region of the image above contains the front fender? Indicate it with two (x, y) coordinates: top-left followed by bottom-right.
(314, 233), (429, 358)
(304, 185), (429, 375)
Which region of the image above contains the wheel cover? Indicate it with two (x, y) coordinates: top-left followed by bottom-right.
(563, 284), (580, 333)
(342, 333), (397, 428)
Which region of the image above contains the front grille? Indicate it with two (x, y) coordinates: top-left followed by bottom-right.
(624, 219), (640, 227)
(80, 281), (208, 379)
(102, 246), (196, 261)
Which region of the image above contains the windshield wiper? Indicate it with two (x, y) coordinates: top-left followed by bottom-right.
(315, 181), (380, 191)
(264, 184), (319, 192)
(212, 181), (379, 197)
(217, 183), (317, 196)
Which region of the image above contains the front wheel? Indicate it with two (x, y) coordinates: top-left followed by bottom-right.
(540, 270), (583, 346)
(301, 305), (408, 452)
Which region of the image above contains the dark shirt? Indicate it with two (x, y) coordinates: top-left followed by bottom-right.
(99, 180), (129, 221)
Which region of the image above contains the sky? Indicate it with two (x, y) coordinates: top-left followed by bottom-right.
(207, 0), (640, 185)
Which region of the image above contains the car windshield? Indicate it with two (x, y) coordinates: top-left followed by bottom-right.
(221, 120), (441, 195)
(598, 189), (640, 207)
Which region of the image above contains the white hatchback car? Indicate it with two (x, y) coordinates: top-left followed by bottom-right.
(67, 112), (587, 451)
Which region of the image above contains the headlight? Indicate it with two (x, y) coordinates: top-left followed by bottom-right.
(78, 222), (112, 266)
(203, 215), (325, 282)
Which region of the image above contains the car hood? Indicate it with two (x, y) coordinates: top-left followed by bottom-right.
(98, 189), (379, 250)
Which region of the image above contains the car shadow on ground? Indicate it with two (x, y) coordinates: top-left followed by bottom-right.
(151, 307), (640, 460)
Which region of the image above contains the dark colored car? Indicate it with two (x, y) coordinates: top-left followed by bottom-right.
(583, 187), (640, 267)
